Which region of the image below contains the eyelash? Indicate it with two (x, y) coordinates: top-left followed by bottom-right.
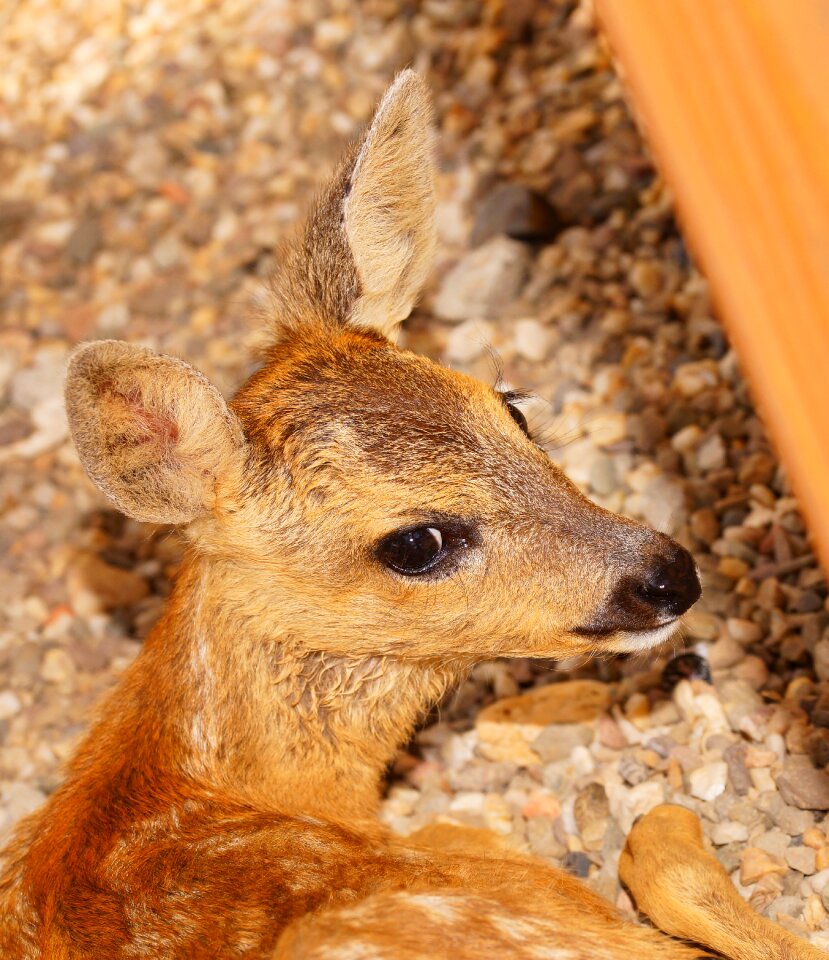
(499, 390), (533, 439)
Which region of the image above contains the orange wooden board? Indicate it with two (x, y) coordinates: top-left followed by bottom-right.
(595, 0), (829, 573)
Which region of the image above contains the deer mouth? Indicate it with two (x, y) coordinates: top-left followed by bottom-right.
(570, 616), (683, 655)
(597, 619), (683, 654)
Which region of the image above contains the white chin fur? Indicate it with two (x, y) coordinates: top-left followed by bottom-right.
(602, 620), (680, 654)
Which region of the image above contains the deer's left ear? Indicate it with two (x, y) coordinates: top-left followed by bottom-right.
(343, 70), (437, 337)
(271, 71), (437, 340)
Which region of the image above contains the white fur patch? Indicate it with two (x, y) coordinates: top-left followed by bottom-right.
(603, 620), (680, 653)
(406, 892), (461, 923)
(320, 946), (384, 960)
(488, 914), (575, 958)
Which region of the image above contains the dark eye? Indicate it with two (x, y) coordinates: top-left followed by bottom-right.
(376, 526), (446, 575)
(507, 402), (529, 436)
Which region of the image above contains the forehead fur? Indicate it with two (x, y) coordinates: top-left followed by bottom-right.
(231, 325), (552, 516)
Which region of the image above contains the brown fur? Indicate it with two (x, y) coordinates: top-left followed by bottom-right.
(0, 72), (818, 959)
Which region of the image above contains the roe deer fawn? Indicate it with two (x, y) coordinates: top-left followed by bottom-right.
(0, 71), (824, 960)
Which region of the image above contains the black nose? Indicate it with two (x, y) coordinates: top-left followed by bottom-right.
(635, 546), (701, 618)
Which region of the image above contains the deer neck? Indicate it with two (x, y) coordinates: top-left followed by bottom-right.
(125, 553), (463, 821)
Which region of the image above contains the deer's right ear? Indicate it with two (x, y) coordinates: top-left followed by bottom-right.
(65, 341), (245, 525)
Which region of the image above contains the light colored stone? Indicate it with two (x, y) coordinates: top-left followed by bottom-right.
(445, 318), (497, 364)
(744, 745), (779, 768)
(671, 424), (704, 453)
(480, 681), (611, 727)
(813, 638), (829, 683)
(684, 610), (721, 642)
(434, 237), (531, 321)
(810, 869), (829, 894)
(726, 618), (763, 645)
(638, 474), (686, 534)
(597, 713), (627, 750)
(10, 345), (69, 410)
(521, 791), (561, 820)
(606, 780), (664, 835)
(690, 506), (720, 544)
(718, 556), (750, 579)
(40, 647), (75, 684)
(787, 846), (818, 876)
(589, 454), (618, 497)
(708, 636), (744, 670)
(0, 691), (22, 720)
(689, 762), (728, 801)
(777, 760), (829, 811)
(673, 360), (720, 398)
(720, 680), (765, 733)
(711, 821), (749, 845)
(768, 895), (806, 921)
(750, 768), (777, 792)
(513, 318), (553, 362)
(803, 894), (826, 930)
(1, 782), (46, 822)
(532, 723), (594, 763)
(629, 260), (663, 298)
(697, 433), (726, 471)
(740, 847), (788, 885)
(733, 656), (770, 691)
(482, 793), (513, 835)
(586, 412), (627, 447)
(755, 828), (790, 859)
(477, 682), (609, 766)
(673, 680), (730, 735)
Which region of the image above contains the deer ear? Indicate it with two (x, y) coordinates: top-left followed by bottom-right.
(65, 341), (245, 525)
(270, 71), (436, 340)
(343, 70), (437, 337)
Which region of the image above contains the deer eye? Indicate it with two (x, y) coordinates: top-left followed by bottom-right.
(506, 402), (529, 436)
(376, 526), (446, 575)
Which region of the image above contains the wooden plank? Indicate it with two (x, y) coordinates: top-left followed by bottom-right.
(595, 0), (829, 573)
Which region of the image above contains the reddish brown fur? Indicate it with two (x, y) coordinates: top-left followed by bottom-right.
(0, 73), (820, 960)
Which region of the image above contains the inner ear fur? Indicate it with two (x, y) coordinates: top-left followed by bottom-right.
(65, 341), (245, 525)
(344, 70), (437, 336)
(270, 70), (436, 340)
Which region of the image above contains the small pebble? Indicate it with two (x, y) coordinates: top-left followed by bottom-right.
(0, 692), (22, 721)
(689, 762), (729, 802)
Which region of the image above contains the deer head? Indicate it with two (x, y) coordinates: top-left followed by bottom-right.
(65, 72), (700, 674)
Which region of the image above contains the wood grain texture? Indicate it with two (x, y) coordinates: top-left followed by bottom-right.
(595, 0), (829, 572)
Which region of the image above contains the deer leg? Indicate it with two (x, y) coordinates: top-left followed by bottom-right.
(620, 804), (826, 960)
(274, 887), (713, 960)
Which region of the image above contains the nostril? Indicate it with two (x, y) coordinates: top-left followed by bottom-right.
(636, 546), (701, 617)
(635, 577), (677, 604)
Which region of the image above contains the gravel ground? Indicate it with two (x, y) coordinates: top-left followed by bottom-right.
(2, 0), (829, 948)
